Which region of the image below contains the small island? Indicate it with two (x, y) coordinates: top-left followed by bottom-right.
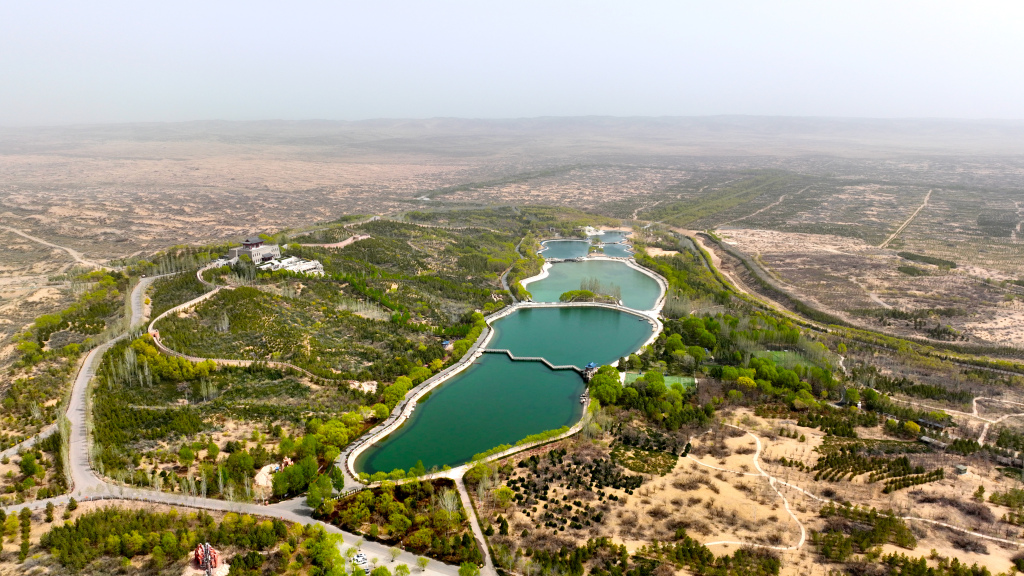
(557, 289), (618, 304)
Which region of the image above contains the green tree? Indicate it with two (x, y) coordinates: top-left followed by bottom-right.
(151, 545), (166, 567)
(4, 513), (18, 537)
(306, 474), (334, 509)
(459, 562), (480, 576)
(18, 454), (39, 478)
(417, 557), (430, 572)
(178, 445), (195, 467)
(396, 563), (411, 576)
(45, 502), (54, 523)
(493, 486), (514, 509)
(389, 546), (401, 562)
(845, 388), (860, 406)
(902, 421), (921, 437)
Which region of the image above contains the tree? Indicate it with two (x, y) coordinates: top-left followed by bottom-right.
(845, 388), (860, 406)
(18, 454), (40, 478)
(459, 562), (480, 576)
(178, 445), (195, 468)
(4, 514), (18, 538)
(396, 563), (411, 576)
(151, 545), (166, 567)
(973, 485), (985, 502)
(45, 502), (54, 523)
(463, 463), (491, 486)
(493, 486), (514, 509)
(371, 568), (392, 576)
(206, 442), (220, 461)
(306, 474), (334, 509)
(417, 557), (430, 572)
(438, 490), (460, 537)
(589, 370), (622, 405)
(389, 546), (401, 562)
(902, 421), (921, 437)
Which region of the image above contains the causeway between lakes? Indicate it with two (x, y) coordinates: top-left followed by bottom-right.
(356, 258), (661, 476)
(356, 306), (656, 475)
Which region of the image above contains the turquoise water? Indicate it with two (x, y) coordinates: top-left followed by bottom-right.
(488, 307), (655, 367)
(355, 354), (585, 475)
(600, 243), (634, 258)
(591, 231), (630, 244)
(525, 259), (661, 310)
(355, 306), (655, 475)
(539, 240), (591, 259)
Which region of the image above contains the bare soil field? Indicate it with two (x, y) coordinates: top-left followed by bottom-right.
(720, 228), (1024, 348)
(474, 407), (1024, 575)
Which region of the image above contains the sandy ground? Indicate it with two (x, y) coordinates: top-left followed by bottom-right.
(645, 247), (679, 257)
(719, 228), (1024, 348)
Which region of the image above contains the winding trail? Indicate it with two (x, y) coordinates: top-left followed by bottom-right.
(687, 423), (1024, 552)
(718, 186), (809, 227)
(893, 395), (1024, 445)
(688, 426), (806, 551)
(1, 225), (108, 269)
(879, 189), (932, 249)
(0, 274), (166, 461)
(3, 273), (460, 576)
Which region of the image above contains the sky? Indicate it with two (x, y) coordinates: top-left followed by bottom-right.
(2, 1), (1023, 125)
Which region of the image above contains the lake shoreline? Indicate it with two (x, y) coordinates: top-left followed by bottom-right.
(348, 253), (667, 478)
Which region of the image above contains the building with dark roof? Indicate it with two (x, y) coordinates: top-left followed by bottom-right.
(229, 234), (281, 263)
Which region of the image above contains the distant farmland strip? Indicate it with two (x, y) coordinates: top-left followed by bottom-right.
(897, 251), (956, 269)
(878, 189), (931, 249)
(420, 165), (588, 199)
(646, 173), (795, 228)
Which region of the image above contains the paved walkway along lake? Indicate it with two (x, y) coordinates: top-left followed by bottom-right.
(354, 253), (662, 477)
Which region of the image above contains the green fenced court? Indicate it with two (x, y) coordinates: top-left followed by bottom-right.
(623, 372), (696, 391)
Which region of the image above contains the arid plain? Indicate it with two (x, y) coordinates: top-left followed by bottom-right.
(4, 118), (1024, 575)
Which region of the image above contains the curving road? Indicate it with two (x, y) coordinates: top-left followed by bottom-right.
(1, 273), (466, 576)
(0, 274), (165, 462)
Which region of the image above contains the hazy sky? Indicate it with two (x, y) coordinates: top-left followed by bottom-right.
(2, 1), (1023, 125)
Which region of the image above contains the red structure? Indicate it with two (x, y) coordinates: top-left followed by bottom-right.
(195, 542), (220, 571)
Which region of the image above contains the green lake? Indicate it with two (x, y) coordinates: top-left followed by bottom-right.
(592, 231), (630, 243)
(539, 240), (590, 259)
(355, 354), (584, 475)
(524, 259), (661, 310)
(355, 306), (656, 475)
(600, 243), (633, 258)
(488, 306), (655, 366)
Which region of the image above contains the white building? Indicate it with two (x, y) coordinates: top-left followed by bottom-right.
(228, 236), (281, 263)
(257, 256), (325, 276)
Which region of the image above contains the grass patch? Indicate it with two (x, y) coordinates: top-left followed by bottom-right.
(611, 444), (678, 476)
(624, 372), (695, 391)
(897, 265), (929, 277)
(897, 251), (956, 269)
